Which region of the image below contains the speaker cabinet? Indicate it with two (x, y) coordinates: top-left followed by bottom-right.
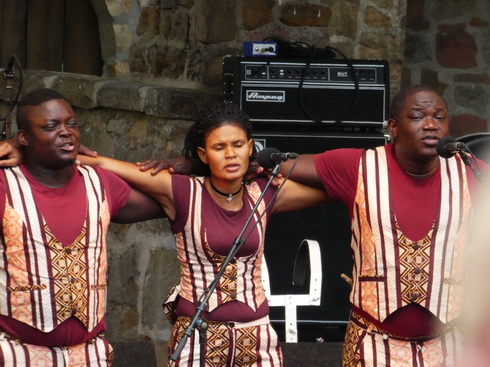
(223, 56), (390, 129)
(254, 131), (389, 342)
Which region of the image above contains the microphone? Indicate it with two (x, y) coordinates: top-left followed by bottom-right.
(436, 136), (467, 158)
(257, 147), (299, 168)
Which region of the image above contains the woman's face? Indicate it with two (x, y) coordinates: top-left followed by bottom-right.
(197, 123), (253, 182)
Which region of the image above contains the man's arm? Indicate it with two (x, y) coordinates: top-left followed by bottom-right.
(137, 153), (327, 191)
(279, 154), (325, 189)
(112, 187), (166, 224)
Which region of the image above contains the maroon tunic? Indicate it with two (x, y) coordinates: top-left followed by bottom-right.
(0, 165), (130, 346)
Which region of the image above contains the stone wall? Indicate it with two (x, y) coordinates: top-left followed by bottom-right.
(104, 0), (406, 93)
(404, 0), (490, 137)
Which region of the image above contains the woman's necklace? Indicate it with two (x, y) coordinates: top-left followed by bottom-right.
(210, 179), (243, 202)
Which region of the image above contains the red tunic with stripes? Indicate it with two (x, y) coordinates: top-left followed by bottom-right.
(315, 144), (477, 333)
(0, 165), (130, 345)
(164, 175), (277, 322)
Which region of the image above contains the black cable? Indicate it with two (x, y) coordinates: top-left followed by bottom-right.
(262, 38), (360, 126)
(10, 56), (23, 110)
(263, 37), (336, 59)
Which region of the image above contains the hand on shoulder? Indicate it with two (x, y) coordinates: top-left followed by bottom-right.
(136, 157), (193, 176)
(0, 139), (23, 167)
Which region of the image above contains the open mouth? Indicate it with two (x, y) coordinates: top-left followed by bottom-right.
(59, 142), (76, 152)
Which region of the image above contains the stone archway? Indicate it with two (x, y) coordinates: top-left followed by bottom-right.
(90, 0), (144, 77)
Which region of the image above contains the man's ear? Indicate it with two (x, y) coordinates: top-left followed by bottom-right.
(387, 118), (397, 139)
(197, 146), (208, 164)
(16, 130), (29, 147)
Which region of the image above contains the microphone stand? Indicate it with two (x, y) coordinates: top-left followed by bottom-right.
(0, 59), (14, 141)
(170, 162), (283, 366)
(0, 55), (22, 141)
(459, 151), (487, 187)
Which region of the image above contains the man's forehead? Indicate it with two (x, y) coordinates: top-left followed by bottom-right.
(406, 92), (446, 109)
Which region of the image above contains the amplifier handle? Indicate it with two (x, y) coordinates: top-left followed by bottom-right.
(223, 72), (234, 102)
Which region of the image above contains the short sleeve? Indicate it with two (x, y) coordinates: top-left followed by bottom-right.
(94, 167), (131, 218)
(314, 148), (363, 212)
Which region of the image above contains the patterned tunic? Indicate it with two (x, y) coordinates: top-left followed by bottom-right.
(0, 166), (111, 333)
(314, 144), (476, 366)
(164, 176), (283, 367)
(165, 176), (270, 314)
(350, 146), (471, 324)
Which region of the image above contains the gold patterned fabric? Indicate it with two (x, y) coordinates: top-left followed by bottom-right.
(350, 147), (471, 324)
(397, 221), (433, 305)
(48, 226), (90, 326)
(168, 316), (282, 367)
(0, 166), (111, 332)
(0, 333), (114, 366)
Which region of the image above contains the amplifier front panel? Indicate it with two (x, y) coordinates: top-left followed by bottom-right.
(223, 56), (390, 129)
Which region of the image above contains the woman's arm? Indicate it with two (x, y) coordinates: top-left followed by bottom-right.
(78, 155), (175, 219)
(272, 177), (330, 213)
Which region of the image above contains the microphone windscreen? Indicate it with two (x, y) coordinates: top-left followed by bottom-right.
(257, 147), (280, 169)
(436, 136), (456, 158)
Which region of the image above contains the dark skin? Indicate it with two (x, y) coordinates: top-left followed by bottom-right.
(387, 90), (448, 176)
(16, 98), (165, 223)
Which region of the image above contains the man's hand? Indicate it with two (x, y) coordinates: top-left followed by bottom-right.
(0, 139), (23, 167)
(246, 159), (282, 186)
(136, 157), (193, 176)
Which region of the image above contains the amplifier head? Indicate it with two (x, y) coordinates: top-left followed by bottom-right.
(223, 56), (390, 130)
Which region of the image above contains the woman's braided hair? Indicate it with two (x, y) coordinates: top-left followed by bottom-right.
(182, 103), (257, 176)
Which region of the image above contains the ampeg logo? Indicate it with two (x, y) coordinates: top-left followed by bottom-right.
(246, 90), (285, 102)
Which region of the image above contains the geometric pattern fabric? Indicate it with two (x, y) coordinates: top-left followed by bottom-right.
(47, 225), (89, 326)
(396, 220), (433, 306)
(167, 315), (283, 366)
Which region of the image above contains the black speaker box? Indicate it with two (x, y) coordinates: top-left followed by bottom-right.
(223, 56), (390, 129)
(254, 131), (389, 342)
